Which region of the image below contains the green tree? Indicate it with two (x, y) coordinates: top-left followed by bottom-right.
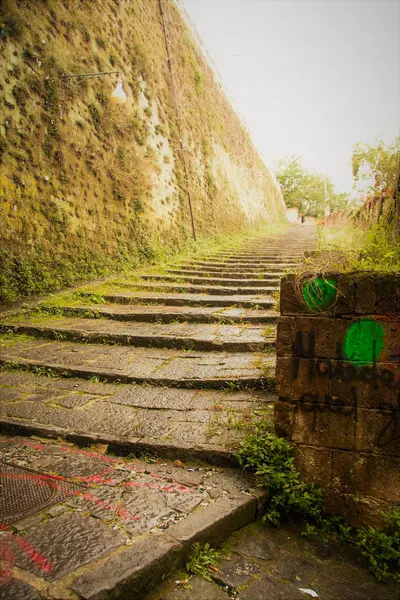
(273, 156), (306, 209)
(352, 137), (400, 194)
(274, 156), (349, 217)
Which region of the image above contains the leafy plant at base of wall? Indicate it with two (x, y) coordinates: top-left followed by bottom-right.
(236, 423), (324, 527)
(237, 423), (400, 583)
(186, 543), (221, 581)
(355, 511), (400, 583)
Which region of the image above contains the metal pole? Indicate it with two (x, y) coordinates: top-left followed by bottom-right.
(158, 0), (197, 241)
(60, 70), (120, 79)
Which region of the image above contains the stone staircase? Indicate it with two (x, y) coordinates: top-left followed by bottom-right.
(0, 225), (315, 599)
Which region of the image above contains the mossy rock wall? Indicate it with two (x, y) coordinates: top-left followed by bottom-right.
(0, 0), (285, 303)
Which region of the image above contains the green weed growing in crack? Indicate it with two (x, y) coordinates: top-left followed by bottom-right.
(262, 325), (275, 337)
(73, 292), (106, 304)
(237, 424), (400, 583)
(271, 290), (280, 308)
(52, 331), (67, 341)
(237, 422), (323, 528)
(224, 381), (239, 393)
(355, 511), (400, 583)
(252, 355), (274, 374)
(186, 543), (221, 581)
(31, 366), (61, 378)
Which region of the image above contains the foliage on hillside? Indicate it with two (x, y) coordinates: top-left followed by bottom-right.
(352, 137), (400, 195)
(0, 0), (284, 303)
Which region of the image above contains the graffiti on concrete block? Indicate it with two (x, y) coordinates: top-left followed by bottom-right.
(344, 319), (385, 366)
(302, 277), (337, 312)
(285, 315), (400, 449)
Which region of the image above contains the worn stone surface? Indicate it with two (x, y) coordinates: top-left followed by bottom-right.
(0, 371), (273, 462)
(81, 291), (276, 309)
(36, 304), (279, 324)
(147, 521), (400, 600)
(0, 340), (275, 388)
(114, 280), (279, 295)
(14, 512), (126, 581)
(0, 435), (264, 599)
(0, 228), (321, 599)
(211, 553), (260, 589)
(2, 318), (275, 353)
(0, 578), (41, 600)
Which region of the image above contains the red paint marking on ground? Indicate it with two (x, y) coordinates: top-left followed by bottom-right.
(1, 472), (66, 489)
(9, 439), (118, 464)
(1, 528), (52, 574)
(80, 474), (118, 485)
(72, 467), (117, 484)
(117, 507), (140, 521)
(0, 540), (15, 583)
(13, 536), (52, 573)
(80, 492), (140, 522)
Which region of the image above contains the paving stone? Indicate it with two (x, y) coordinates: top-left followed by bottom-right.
(142, 274), (280, 287)
(0, 387), (25, 402)
(274, 555), (318, 587)
(211, 552), (260, 589)
(0, 372), (43, 387)
(0, 379), (274, 462)
(49, 392), (99, 409)
(0, 341), (272, 387)
(146, 576), (230, 600)
(71, 533), (182, 600)
(238, 573), (306, 599)
(229, 530), (278, 561)
(82, 291), (275, 309)
(110, 386), (195, 410)
(0, 578), (41, 600)
(13, 512), (126, 581)
(109, 281), (278, 296)
(311, 562), (400, 600)
(168, 495), (256, 548)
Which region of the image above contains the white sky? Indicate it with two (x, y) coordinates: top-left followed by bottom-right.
(180, 0), (400, 194)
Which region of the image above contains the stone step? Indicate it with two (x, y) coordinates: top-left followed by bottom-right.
(207, 256), (302, 263)
(78, 291), (275, 309)
(208, 246), (304, 258)
(0, 434), (266, 600)
(166, 269), (285, 278)
(0, 337), (275, 389)
(34, 304), (279, 324)
(107, 281), (279, 296)
(0, 371), (275, 464)
(175, 263), (288, 273)
(185, 259), (297, 267)
(213, 252), (305, 257)
(141, 274), (280, 287)
(1, 319), (275, 353)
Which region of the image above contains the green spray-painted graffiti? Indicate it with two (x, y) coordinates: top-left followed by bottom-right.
(302, 277), (337, 312)
(344, 318), (385, 366)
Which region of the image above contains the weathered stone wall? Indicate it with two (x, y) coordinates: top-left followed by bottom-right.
(326, 191), (398, 234)
(0, 0), (285, 303)
(275, 272), (400, 526)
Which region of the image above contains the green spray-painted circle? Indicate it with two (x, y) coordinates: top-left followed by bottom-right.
(302, 277), (337, 312)
(344, 319), (385, 366)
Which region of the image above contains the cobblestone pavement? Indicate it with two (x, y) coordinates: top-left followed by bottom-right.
(147, 521), (400, 600)
(0, 226), (321, 598)
(0, 435), (264, 599)
(0, 370), (274, 464)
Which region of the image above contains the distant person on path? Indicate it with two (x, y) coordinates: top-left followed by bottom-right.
(301, 214), (306, 225)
